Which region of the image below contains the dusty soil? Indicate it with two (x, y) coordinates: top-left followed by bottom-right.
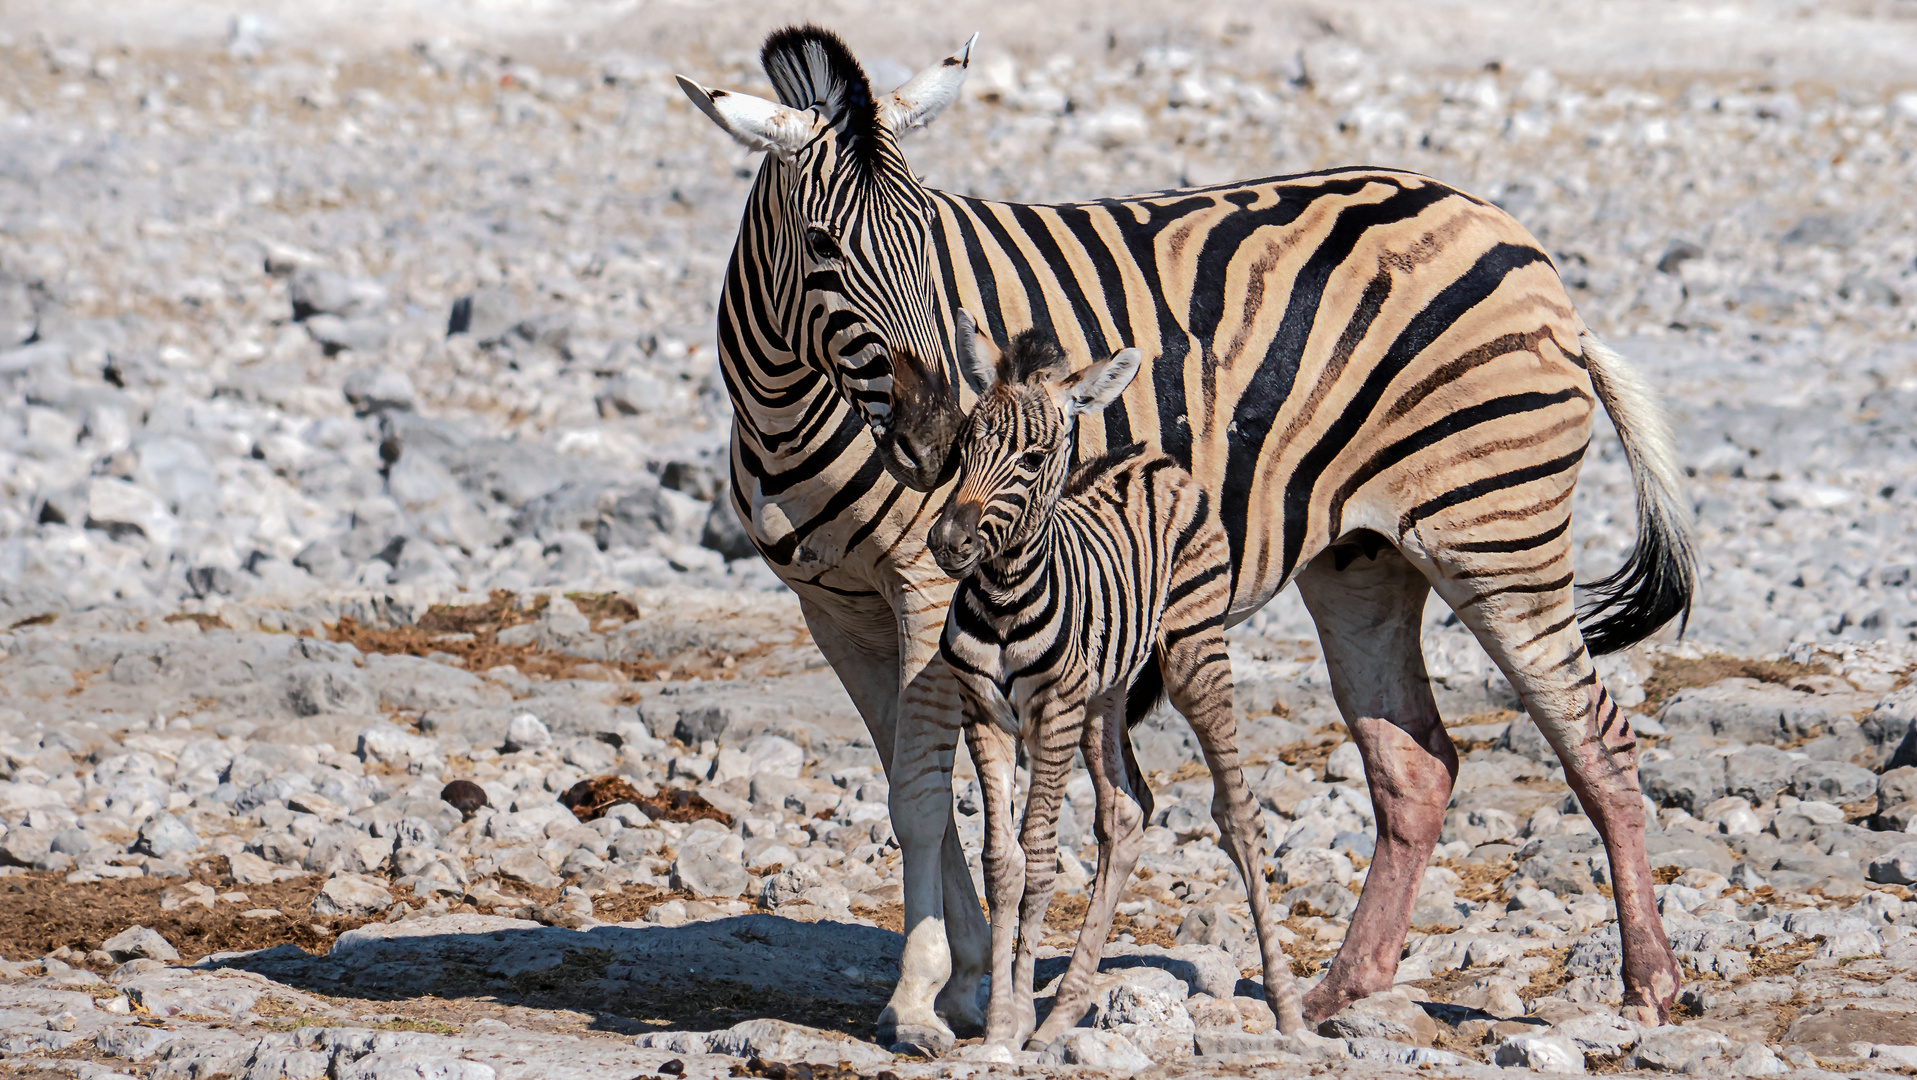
(0, 863), (386, 963)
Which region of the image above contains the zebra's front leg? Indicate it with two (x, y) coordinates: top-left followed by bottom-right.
(801, 598), (982, 1054)
(1029, 689), (1143, 1046)
(965, 708), (1028, 1048)
(886, 633), (986, 1054)
(1011, 693), (1082, 1051)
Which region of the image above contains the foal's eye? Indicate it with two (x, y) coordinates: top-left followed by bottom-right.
(1017, 450), (1047, 472)
(804, 226), (843, 261)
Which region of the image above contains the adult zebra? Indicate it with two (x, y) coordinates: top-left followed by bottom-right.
(676, 26), (1694, 1053)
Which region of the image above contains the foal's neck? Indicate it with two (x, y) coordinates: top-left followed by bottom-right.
(974, 504), (1065, 609)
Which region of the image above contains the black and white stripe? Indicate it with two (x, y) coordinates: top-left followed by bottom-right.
(680, 24), (1698, 1046)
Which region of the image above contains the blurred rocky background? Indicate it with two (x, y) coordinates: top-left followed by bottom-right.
(2, 1), (1917, 1077)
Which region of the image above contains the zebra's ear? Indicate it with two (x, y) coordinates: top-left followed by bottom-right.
(675, 76), (820, 160)
(1063, 347), (1144, 416)
(878, 33), (978, 134)
(954, 309), (1000, 396)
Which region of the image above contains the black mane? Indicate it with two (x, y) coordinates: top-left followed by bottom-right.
(760, 25), (881, 165)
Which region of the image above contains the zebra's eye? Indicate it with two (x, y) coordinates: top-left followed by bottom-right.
(1018, 450), (1047, 472)
(805, 226), (843, 261)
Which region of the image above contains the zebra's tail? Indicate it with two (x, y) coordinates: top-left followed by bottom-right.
(1576, 331), (1697, 656)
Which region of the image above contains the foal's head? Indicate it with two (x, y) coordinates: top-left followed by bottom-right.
(928, 312), (1142, 579)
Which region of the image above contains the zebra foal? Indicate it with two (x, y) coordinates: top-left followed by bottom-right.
(931, 317), (1308, 1049)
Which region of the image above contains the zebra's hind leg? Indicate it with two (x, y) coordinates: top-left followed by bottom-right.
(964, 702), (1031, 1049)
(1420, 554), (1680, 1024)
(1028, 688), (1142, 1047)
(1292, 547), (1458, 1023)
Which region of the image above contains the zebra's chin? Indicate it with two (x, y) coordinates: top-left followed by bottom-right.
(931, 549), (979, 580)
(875, 426), (957, 492)
(875, 344), (965, 491)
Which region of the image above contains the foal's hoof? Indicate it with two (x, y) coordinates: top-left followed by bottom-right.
(885, 1024), (956, 1058)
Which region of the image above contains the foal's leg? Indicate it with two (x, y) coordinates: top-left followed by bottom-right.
(1008, 690), (1085, 1049)
(1158, 623), (1309, 1037)
(964, 702), (1029, 1048)
(1028, 688), (1141, 1045)
(1292, 547), (1458, 1022)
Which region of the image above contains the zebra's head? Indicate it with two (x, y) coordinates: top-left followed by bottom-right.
(929, 315), (1143, 579)
(677, 26), (976, 491)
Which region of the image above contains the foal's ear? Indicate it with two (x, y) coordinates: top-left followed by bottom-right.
(954, 309), (1001, 396)
(1063, 347), (1144, 416)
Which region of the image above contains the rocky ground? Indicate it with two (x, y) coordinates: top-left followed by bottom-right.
(3, 0), (1917, 1077)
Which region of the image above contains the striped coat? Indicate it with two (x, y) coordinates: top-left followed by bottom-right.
(676, 25), (1692, 1052)
(930, 327), (1308, 1047)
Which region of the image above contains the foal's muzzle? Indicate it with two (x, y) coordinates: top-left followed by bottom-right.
(929, 501), (983, 578)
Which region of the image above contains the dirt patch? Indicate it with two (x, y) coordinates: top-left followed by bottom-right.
(330, 614), (667, 685)
(1404, 965), (1490, 1007)
(1518, 945), (1576, 1003)
(1451, 710), (1522, 753)
(1443, 857), (1517, 904)
(1749, 937), (1820, 978)
(636, 786), (734, 827)
(0, 864), (389, 964)
(552, 782), (731, 828)
(329, 589), (788, 685)
(1642, 655), (1830, 707)
(1164, 759), (1211, 784)
(856, 901), (904, 935)
(559, 775), (649, 822)
(415, 589), (548, 633)
(1042, 892), (1179, 949)
(589, 885), (695, 924)
(564, 591), (641, 629)
(1273, 728), (1349, 774)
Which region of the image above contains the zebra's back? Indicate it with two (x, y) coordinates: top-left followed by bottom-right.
(932, 167), (1592, 619)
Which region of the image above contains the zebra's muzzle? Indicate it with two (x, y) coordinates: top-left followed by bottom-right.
(878, 345), (963, 492)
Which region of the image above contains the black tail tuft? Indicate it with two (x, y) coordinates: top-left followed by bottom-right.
(1578, 501), (1694, 656)
(1577, 331), (1696, 656)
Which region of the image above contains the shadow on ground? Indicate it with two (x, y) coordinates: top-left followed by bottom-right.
(205, 913), (903, 1040)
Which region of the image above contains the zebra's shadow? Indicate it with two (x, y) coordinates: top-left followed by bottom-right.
(202, 912), (903, 1038)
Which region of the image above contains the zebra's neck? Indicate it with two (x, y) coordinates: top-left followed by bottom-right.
(973, 514), (1064, 611)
